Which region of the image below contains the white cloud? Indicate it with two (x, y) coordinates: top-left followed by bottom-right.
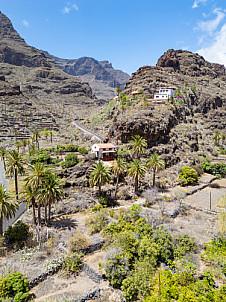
(62, 6), (71, 14)
(22, 19), (29, 27)
(196, 8), (225, 34)
(192, 0), (208, 9)
(197, 23), (226, 66)
(73, 3), (79, 11)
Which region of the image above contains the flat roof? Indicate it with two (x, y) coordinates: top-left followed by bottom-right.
(96, 143), (115, 148)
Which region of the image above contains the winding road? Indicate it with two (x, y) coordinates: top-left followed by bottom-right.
(73, 120), (104, 142)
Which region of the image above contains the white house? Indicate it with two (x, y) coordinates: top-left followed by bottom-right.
(91, 143), (116, 161)
(153, 87), (175, 102)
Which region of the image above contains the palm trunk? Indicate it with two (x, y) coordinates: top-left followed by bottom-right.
(48, 199), (52, 223)
(0, 216), (3, 236)
(38, 202), (41, 225)
(44, 205), (47, 224)
(135, 176), (138, 193)
(98, 184), (101, 200)
(15, 169), (19, 201)
(114, 175), (119, 200)
(50, 133), (53, 143)
(153, 170), (156, 187)
(32, 198), (36, 225)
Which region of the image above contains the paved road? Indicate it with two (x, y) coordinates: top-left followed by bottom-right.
(73, 120), (104, 142)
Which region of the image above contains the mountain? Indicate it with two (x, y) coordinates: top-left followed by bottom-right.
(90, 49), (225, 172)
(0, 11), (100, 142)
(44, 52), (130, 101)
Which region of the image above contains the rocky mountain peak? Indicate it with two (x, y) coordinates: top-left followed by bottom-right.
(157, 49), (225, 77)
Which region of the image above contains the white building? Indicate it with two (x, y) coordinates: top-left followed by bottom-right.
(91, 143), (116, 161)
(153, 87), (175, 102)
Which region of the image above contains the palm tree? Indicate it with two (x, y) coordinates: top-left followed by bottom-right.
(25, 162), (47, 225)
(32, 130), (41, 150)
(129, 135), (147, 159)
(89, 161), (111, 197)
(127, 159), (146, 193)
(0, 148), (7, 169)
(112, 157), (126, 200)
(212, 131), (221, 146)
(0, 184), (19, 235)
(49, 130), (55, 144)
(6, 150), (25, 201)
(146, 153), (165, 187)
(37, 172), (64, 223)
(22, 184), (37, 225)
(14, 141), (22, 153)
(21, 139), (27, 153)
(42, 128), (49, 142)
(116, 86), (121, 96)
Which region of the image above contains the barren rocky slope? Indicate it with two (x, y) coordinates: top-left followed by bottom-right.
(45, 53), (130, 101)
(0, 11), (100, 142)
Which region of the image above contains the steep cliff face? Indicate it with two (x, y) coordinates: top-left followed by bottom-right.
(0, 11), (100, 142)
(44, 52), (130, 101)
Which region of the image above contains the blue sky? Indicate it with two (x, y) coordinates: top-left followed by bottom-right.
(0, 0), (226, 74)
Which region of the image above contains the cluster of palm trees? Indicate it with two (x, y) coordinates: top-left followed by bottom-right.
(0, 147), (64, 233)
(89, 135), (165, 197)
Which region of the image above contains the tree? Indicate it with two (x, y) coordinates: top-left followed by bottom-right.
(32, 130), (41, 150)
(49, 130), (55, 143)
(42, 128), (49, 142)
(179, 166), (198, 186)
(127, 159), (146, 193)
(25, 162), (47, 225)
(129, 135), (147, 159)
(22, 184), (37, 225)
(112, 157), (126, 200)
(146, 153), (165, 187)
(89, 161), (111, 197)
(212, 131), (221, 146)
(14, 141), (22, 153)
(0, 184), (19, 235)
(0, 147), (7, 169)
(21, 139), (27, 153)
(116, 86), (121, 96)
(6, 150), (25, 201)
(37, 171), (64, 223)
(220, 133), (226, 146)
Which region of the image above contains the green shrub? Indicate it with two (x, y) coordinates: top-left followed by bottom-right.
(85, 209), (108, 234)
(68, 233), (89, 253)
(179, 166), (198, 186)
(61, 252), (83, 277)
(99, 196), (108, 207)
(0, 272), (29, 302)
(219, 149), (226, 154)
(60, 153), (79, 169)
(201, 161), (226, 177)
(78, 147), (88, 155)
(4, 221), (30, 249)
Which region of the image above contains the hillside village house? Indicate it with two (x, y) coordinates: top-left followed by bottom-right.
(91, 143), (116, 161)
(154, 87), (175, 102)
(130, 87), (140, 97)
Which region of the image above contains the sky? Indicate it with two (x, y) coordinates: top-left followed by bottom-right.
(0, 0), (226, 75)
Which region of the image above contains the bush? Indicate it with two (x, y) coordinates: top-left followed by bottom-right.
(85, 209), (108, 234)
(68, 233), (89, 253)
(201, 161), (226, 178)
(179, 166), (198, 186)
(0, 272), (29, 302)
(60, 153), (79, 169)
(4, 221), (30, 249)
(78, 147), (88, 155)
(61, 252), (83, 277)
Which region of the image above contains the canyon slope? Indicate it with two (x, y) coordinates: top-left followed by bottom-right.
(45, 53), (130, 101)
(0, 11), (100, 142)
